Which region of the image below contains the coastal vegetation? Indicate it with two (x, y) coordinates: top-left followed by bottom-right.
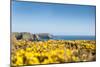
(11, 32), (96, 66)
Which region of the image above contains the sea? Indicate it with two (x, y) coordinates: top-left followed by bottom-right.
(52, 35), (95, 40)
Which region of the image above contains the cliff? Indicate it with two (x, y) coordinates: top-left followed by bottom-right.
(12, 32), (53, 41)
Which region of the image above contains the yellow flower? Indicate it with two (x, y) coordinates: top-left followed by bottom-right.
(41, 59), (49, 64)
(19, 49), (25, 54)
(26, 47), (32, 51)
(29, 57), (39, 64)
(15, 41), (21, 46)
(33, 53), (41, 56)
(25, 52), (33, 59)
(72, 56), (79, 62)
(66, 49), (72, 56)
(15, 56), (23, 65)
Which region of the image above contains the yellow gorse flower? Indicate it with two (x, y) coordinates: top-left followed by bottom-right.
(11, 40), (96, 66)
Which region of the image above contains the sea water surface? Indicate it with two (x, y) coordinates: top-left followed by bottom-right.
(52, 35), (95, 40)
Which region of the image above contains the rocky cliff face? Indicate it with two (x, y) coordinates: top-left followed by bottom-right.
(12, 32), (53, 41)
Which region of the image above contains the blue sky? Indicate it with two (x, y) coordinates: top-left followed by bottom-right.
(12, 1), (96, 35)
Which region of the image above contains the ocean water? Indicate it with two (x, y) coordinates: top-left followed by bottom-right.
(52, 35), (95, 40)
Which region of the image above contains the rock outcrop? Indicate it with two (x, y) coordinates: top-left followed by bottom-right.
(12, 32), (53, 41)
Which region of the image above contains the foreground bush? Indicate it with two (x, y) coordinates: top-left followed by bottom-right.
(11, 39), (96, 66)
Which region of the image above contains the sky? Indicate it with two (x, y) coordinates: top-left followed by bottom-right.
(12, 0), (96, 35)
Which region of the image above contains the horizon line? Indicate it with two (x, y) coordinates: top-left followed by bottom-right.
(12, 32), (95, 36)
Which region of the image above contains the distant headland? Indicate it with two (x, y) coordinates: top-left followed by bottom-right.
(12, 32), (53, 41)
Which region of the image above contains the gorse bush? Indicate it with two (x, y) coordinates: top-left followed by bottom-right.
(11, 39), (96, 66)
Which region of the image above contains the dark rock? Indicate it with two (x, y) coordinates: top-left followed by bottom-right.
(12, 32), (53, 41)
(12, 32), (22, 40)
(38, 33), (53, 40)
